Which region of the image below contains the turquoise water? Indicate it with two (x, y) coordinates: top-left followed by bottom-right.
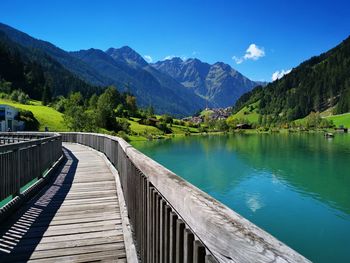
(133, 133), (350, 263)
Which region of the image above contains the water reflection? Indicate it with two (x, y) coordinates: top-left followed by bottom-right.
(133, 134), (350, 263)
(134, 134), (350, 214)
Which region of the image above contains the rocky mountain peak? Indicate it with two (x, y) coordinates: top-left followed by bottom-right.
(106, 46), (148, 67)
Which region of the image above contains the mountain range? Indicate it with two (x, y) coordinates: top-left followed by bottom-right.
(152, 58), (262, 107)
(0, 22), (263, 116)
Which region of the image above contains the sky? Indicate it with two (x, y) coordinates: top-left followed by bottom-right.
(1, 0), (350, 81)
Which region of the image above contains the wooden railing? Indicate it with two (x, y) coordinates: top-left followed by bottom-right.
(0, 132), (62, 202)
(61, 132), (310, 263)
(0, 136), (29, 145)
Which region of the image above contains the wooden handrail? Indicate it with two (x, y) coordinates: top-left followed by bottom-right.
(0, 134), (60, 153)
(61, 132), (310, 263)
(0, 132), (62, 202)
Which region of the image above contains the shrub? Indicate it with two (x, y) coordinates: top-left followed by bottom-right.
(156, 122), (172, 133)
(116, 118), (131, 133)
(16, 109), (39, 131)
(117, 131), (130, 142)
(18, 92), (29, 104)
(159, 114), (173, 124)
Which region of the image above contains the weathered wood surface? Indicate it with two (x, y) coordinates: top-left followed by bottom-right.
(0, 133), (62, 201)
(0, 143), (127, 262)
(61, 132), (311, 263)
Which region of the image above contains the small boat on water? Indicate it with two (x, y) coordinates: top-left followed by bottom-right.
(324, 132), (334, 138)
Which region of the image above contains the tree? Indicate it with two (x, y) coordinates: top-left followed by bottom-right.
(215, 119), (229, 131)
(116, 118), (131, 133)
(42, 84), (52, 106)
(125, 95), (137, 114)
(63, 92), (93, 131)
(96, 87), (120, 130)
(89, 94), (98, 109)
(18, 92), (29, 104)
(63, 106), (91, 131)
(159, 114), (173, 124)
(146, 105), (154, 117)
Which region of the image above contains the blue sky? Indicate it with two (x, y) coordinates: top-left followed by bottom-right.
(1, 0), (349, 81)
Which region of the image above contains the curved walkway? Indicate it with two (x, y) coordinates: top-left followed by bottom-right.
(0, 144), (127, 262)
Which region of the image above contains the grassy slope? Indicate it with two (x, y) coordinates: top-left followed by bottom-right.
(128, 118), (162, 134)
(127, 117), (200, 141)
(0, 99), (68, 131)
(294, 111), (350, 128)
(231, 101), (260, 123)
(0, 99), (200, 139)
(200, 109), (214, 117)
(232, 101), (350, 128)
(325, 113), (350, 127)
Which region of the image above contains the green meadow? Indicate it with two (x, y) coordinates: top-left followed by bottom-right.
(0, 99), (68, 131)
(325, 113), (350, 128)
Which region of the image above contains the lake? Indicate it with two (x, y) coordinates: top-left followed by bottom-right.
(133, 133), (350, 263)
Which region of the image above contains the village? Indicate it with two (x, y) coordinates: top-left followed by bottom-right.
(182, 107), (233, 124)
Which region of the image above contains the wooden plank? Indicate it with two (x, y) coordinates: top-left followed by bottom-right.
(24, 250), (126, 263)
(1, 236), (124, 253)
(0, 143), (128, 262)
(1, 230), (124, 246)
(3, 243), (125, 261)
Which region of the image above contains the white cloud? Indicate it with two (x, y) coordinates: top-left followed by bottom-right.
(244, 44), (265, 60)
(144, 55), (153, 63)
(246, 193), (264, 213)
(163, 55), (175, 60)
(232, 43), (265, 64)
(192, 51), (198, 56)
(271, 69), (292, 81)
(232, 56), (244, 64)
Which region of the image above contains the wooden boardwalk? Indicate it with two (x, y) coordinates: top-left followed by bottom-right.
(0, 143), (127, 262)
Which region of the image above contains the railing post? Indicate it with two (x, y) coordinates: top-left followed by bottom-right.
(169, 211), (178, 263)
(13, 148), (20, 197)
(193, 240), (206, 263)
(38, 140), (43, 178)
(176, 219), (185, 263)
(184, 229), (194, 263)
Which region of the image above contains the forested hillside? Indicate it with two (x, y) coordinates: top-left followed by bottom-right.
(72, 47), (208, 116)
(0, 31), (100, 101)
(234, 36), (350, 122)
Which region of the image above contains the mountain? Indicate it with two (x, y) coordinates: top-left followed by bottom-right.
(233, 35), (350, 122)
(0, 30), (99, 100)
(152, 57), (261, 107)
(106, 46), (148, 68)
(0, 23), (109, 87)
(0, 23), (207, 116)
(0, 22), (261, 116)
(71, 47), (208, 116)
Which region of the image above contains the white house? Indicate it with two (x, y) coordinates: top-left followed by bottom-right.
(0, 105), (24, 132)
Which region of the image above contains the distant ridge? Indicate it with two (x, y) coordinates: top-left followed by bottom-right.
(71, 47), (208, 116)
(0, 22), (265, 116)
(152, 57), (264, 107)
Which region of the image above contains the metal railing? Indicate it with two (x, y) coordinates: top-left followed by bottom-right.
(61, 132), (310, 263)
(0, 132), (62, 202)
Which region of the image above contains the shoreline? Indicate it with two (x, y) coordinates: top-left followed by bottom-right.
(129, 128), (345, 142)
